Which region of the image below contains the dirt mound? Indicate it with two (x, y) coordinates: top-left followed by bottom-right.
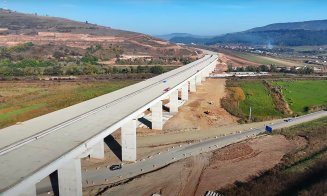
(212, 143), (254, 161)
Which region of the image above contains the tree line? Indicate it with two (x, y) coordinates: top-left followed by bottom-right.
(0, 63), (166, 77)
(227, 64), (314, 74)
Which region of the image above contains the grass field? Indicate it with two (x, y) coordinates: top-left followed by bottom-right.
(239, 81), (282, 120)
(272, 80), (327, 114)
(0, 80), (138, 128)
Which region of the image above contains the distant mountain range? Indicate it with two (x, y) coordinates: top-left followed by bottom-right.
(167, 20), (327, 46)
(155, 33), (213, 41)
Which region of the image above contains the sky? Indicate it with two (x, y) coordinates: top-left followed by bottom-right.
(2, 0), (327, 36)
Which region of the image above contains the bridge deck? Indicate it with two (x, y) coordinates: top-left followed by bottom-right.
(0, 54), (217, 193)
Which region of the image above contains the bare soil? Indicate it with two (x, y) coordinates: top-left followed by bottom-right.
(163, 78), (238, 131)
(215, 53), (259, 73)
(102, 135), (306, 196)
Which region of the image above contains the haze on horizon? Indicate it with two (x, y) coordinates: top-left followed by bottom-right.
(2, 0), (327, 36)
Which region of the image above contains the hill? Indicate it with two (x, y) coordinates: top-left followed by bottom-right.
(0, 9), (199, 57)
(168, 20), (327, 46)
(155, 33), (212, 41)
(207, 29), (327, 46)
(247, 19), (327, 32)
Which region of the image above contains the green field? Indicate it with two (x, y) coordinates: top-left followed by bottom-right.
(239, 81), (282, 120)
(273, 80), (327, 113)
(0, 80), (137, 128)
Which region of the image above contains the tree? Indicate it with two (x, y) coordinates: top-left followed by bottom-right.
(81, 55), (98, 65)
(43, 66), (63, 76)
(232, 87), (245, 107)
(53, 51), (65, 59)
(65, 66), (82, 75)
(150, 66), (164, 74)
(227, 64), (233, 72)
(82, 64), (98, 75)
(259, 64), (269, 72)
(290, 66), (297, 73)
(270, 64), (277, 72)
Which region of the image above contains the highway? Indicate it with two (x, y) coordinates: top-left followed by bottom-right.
(0, 53), (217, 195)
(36, 110), (327, 194)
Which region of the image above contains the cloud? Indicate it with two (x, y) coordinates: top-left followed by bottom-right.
(59, 3), (78, 8)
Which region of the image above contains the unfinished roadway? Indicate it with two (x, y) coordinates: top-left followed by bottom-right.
(0, 52), (218, 196)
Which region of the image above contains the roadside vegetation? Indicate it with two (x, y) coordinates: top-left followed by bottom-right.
(0, 42), (192, 78)
(219, 116), (327, 195)
(0, 80), (138, 128)
(227, 64), (314, 74)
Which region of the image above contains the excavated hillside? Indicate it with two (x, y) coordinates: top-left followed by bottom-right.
(0, 9), (200, 58)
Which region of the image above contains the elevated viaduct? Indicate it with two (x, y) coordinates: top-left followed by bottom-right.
(0, 53), (218, 196)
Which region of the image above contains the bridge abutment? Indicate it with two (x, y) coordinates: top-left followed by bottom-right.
(121, 119), (137, 162)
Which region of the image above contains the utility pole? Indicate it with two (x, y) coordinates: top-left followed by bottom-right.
(249, 106), (252, 122)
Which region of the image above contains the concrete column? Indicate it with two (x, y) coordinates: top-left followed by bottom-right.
(211, 62), (216, 72)
(19, 186), (36, 196)
(169, 90), (179, 113)
(90, 140), (104, 159)
(201, 73), (206, 82)
(181, 84), (189, 101)
(190, 78), (196, 92)
(196, 75), (202, 85)
(58, 159), (82, 196)
(121, 119), (137, 161)
(151, 101), (163, 130)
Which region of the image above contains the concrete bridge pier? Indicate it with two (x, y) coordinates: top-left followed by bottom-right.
(196, 75), (202, 85)
(181, 83), (189, 101)
(210, 62), (216, 72)
(19, 186), (36, 196)
(58, 159), (82, 196)
(169, 90), (179, 113)
(151, 101), (163, 130)
(201, 72), (206, 82)
(190, 78), (196, 92)
(89, 140), (104, 159)
(121, 119), (137, 162)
